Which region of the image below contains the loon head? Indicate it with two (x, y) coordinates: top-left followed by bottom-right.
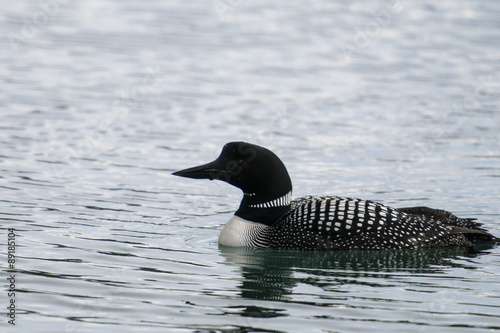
(172, 142), (292, 223)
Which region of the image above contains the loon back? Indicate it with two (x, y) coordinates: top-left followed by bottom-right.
(263, 196), (497, 250)
(172, 141), (499, 251)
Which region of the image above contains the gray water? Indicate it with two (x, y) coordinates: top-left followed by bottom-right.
(1, 1), (500, 332)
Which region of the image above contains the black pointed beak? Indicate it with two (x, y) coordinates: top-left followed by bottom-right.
(172, 160), (229, 181)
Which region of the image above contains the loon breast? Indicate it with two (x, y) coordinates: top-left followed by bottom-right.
(218, 215), (269, 247)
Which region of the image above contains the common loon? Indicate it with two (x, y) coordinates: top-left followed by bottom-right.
(172, 142), (498, 250)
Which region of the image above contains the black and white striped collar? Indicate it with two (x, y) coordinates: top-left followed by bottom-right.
(245, 191), (292, 209)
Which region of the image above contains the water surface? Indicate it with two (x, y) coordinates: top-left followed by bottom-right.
(1, 1), (500, 332)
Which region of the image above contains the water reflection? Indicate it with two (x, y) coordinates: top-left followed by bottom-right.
(219, 246), (494, 301)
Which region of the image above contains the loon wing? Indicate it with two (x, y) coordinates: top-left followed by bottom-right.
(268, 197), (498, 250)
(269, 196), (447, 250)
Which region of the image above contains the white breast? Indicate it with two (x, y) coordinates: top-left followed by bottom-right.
(218, 215), (269, 247)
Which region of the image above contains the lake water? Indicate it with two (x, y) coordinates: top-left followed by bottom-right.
(1, 0), (500, 332)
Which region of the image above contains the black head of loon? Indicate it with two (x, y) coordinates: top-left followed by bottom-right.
(172, 142), (292, 225)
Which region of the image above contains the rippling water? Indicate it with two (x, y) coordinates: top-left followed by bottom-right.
(1, 0), (500, 332)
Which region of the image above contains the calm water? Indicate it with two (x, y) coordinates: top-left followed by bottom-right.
(1, 1), (500, 332)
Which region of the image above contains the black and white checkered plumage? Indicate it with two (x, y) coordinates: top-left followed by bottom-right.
(173, 142), (498, 251)
(260, 196), (493, 250)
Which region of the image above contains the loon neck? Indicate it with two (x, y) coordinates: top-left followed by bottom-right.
(235, 191), (292, 225)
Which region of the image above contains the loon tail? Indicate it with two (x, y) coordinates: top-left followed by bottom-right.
(399, 206), (499, 245)
(448, 226), (500, 244)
